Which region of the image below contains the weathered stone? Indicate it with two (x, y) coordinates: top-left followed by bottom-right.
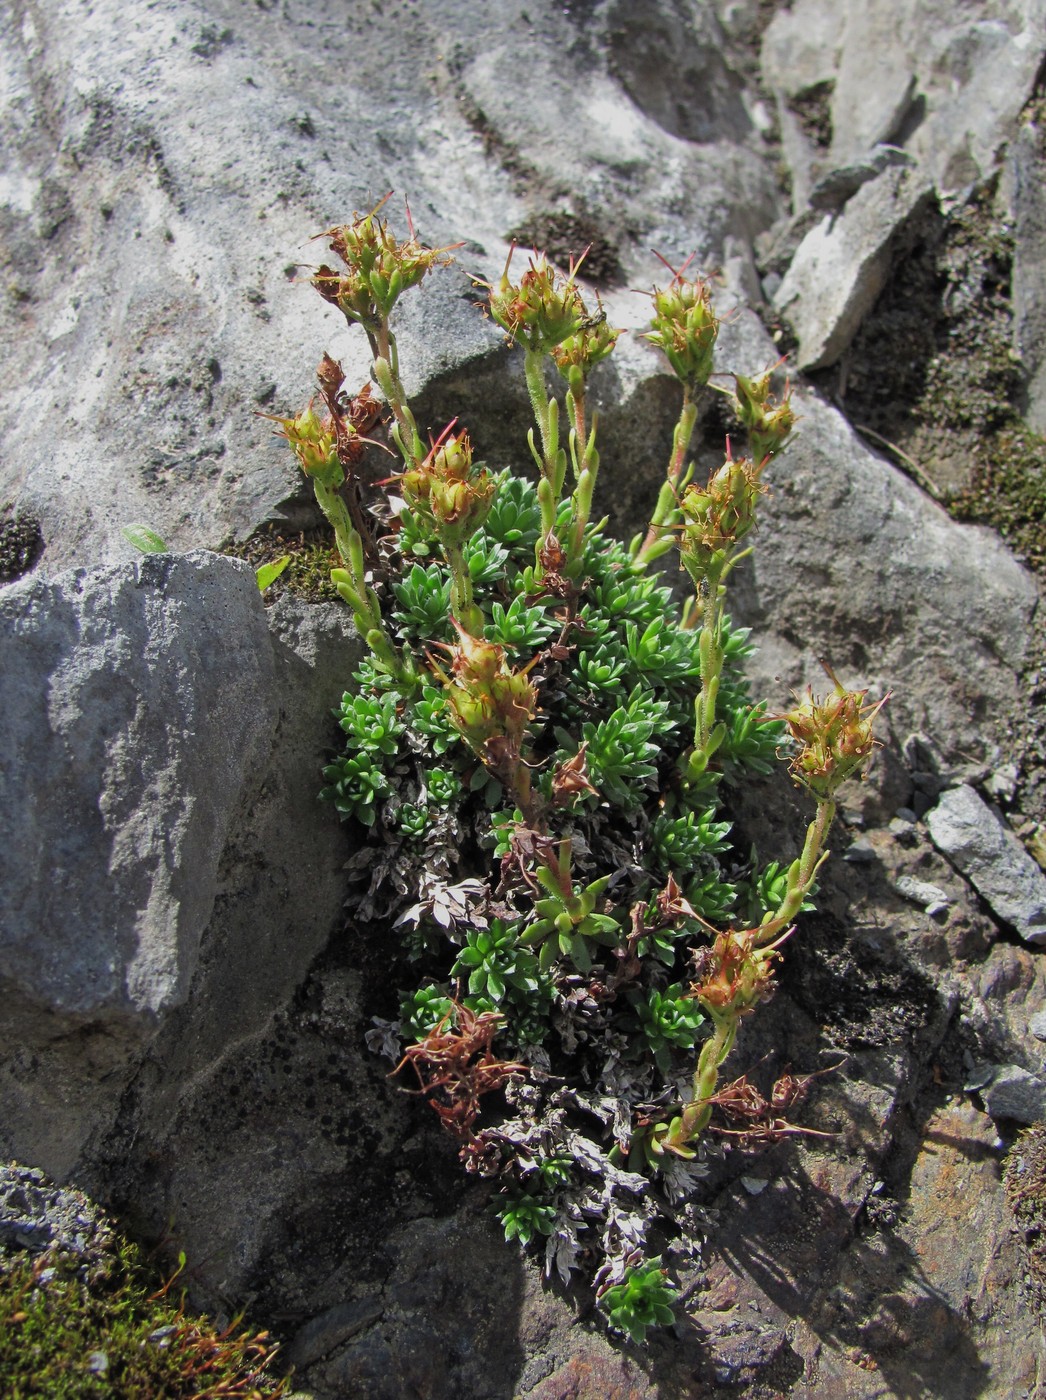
(984, 1065), (1046, 1125)
(761, 0), (1046, 201)
(0, 550), (276, 1025)
(287, 1296), (385, 1370)
(0, 0), (778, 575)
(772, 166), (935, 369)
(925, 785), (1046, 945)
(809, 144), (913, 212)
(0, 554), (361, 1177)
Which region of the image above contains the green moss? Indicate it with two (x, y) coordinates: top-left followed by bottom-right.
(0, 1238), (288, 1399)
(787, 80), (834, 150)
(951, 425), (1046, 575)
(506, 212), (623, 286)
(221, 523), (341, 605)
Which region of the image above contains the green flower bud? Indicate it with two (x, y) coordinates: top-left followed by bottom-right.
(677, 450), (766, 584)
(725, 369), (797, 463)
(272, 403), (343, 487)
(434, 623), (539, 763)
(551, 304), (621, 383)
(645, 273), (719, 388)
(482, 248), (589, 354)
(401, 428), (494, 548)
(313, 194), (458, 329)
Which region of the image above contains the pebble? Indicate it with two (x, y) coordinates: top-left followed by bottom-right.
(892, 875), (952, 917)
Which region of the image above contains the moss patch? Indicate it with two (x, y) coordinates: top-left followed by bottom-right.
(0, 506), (44, 583)
(506, 212), (623, 286)
(220, 523), (341, 606)
(809, 183), (1046, 573)
(787, 80), (834, 151)
(0, 1234), (288, 1399)
(1004, 1123), (1046, 1311)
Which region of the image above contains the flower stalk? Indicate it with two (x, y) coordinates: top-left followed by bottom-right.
(637, 672), (887, 1162)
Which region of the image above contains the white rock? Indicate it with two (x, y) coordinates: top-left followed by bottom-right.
(761, 0), (1046, 200)
(772, 166), (934, 369)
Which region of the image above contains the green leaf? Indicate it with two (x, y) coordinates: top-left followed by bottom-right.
(255, 554), (292, 591)
(122, 524), (169, 554)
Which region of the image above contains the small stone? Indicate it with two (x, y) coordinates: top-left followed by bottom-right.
(892, 875), (952, 915)
(926, 786), (1046, 945)
(888, 816), (917, 843)
(986, 764), (1019, 803)
(741, 1176), (770, 1195)
(963, 1063), (995, 1093)
(1029, 1011), (1046, 1043)
(87, 1353), (109, 1375)
(983, 1066), (1046, 1126)
(843, 838), (877, 863)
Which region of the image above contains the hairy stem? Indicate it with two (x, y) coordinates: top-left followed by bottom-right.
(633, 392), (698, 565)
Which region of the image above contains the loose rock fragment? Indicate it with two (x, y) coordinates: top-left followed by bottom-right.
(925, 785), (1046, 946)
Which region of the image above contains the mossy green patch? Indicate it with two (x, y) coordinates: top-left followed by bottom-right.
(0, 1238), (288, 1399)
(0, 505), (44, 583)
(221, 523), (341, 605)
(951, 424), (1046, 575)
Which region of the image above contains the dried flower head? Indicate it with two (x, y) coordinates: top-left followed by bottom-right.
(313, 193), (458, 331)
(776, 666), (889, 800)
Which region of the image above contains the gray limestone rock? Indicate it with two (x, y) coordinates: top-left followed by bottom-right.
(761, 0), (1046, 199)
(0, 550), (277, 1024)
(1007, 117), (1046, 434)
(808, 144), (913, 212)
(925, 785), (1046, 945)
(0, 0), (778, 576)
(0, 553), (361, 1176)
(709, 300), (1038, 770)
(772, 165), (935, 369)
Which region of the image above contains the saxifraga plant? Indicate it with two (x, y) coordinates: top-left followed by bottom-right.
(273, 195), (887, 1343)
